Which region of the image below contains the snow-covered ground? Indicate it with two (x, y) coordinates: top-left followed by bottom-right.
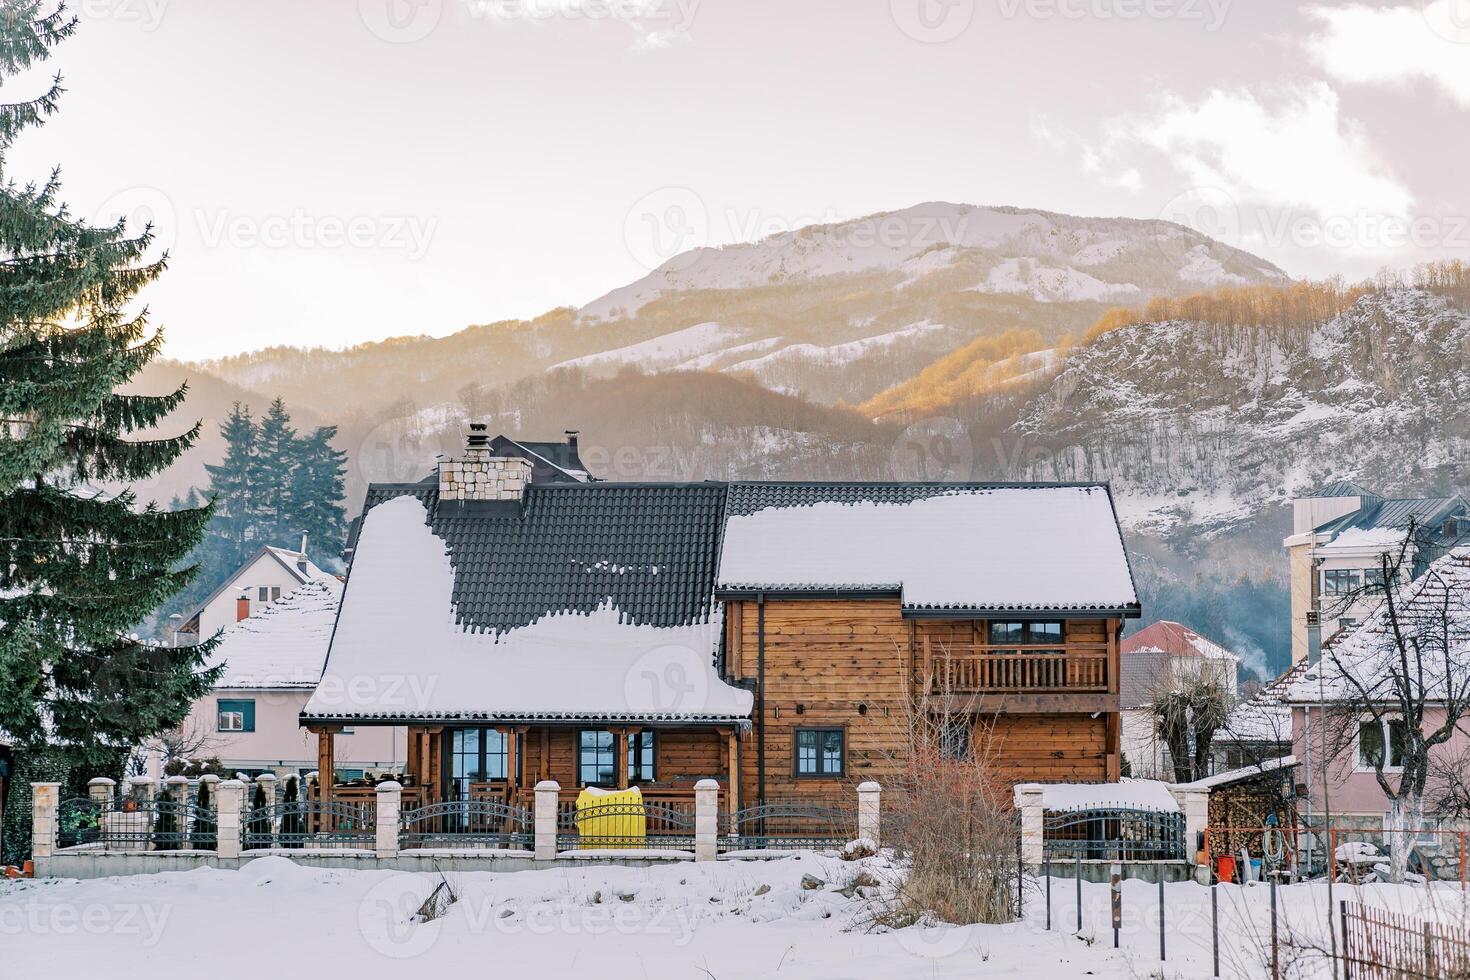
(5, 856), (1466, 979)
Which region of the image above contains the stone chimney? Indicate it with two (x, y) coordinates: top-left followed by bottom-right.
(439, 422), (532, 502)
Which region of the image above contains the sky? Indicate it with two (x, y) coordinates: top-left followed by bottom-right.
(10, 0), (1470, 360)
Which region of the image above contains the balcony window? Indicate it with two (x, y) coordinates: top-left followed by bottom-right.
(1323, 569), (1362, 595)
(987, 621), (1064, 646)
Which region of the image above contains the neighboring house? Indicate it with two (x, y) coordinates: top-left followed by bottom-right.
(172, 544), (336, 646)
(1283, 481), (1468, 664)
(488, 431), (592, 483)
(178, 578), (405, 778)
(1118, 620), (1240, 780)
(1214, 672), (1295, 773)
(1284, 548), (1470, 828)
(299, 424), (1141, 814)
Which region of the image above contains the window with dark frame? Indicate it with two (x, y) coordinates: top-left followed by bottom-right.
(1323, 569), (1362, 595)
(794, 728), (844, 777)
(628, 731), (656, 783)
(987, 621), (1064, 646)
(940, 718), (971, 761)
(449, 728), (518, 799)
(217, 698), (255, 732)
(1358, 718), (1407, 770)
(579, 730), (616, 786)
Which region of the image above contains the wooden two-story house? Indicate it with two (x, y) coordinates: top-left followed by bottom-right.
(299, 426), (1140, 818)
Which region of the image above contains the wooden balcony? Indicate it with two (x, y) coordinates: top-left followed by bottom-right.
(920, 637), (1113, 699)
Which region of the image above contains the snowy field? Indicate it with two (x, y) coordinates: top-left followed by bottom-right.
(3, 855), (1467, 979)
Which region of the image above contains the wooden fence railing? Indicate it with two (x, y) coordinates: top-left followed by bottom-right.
(1341, 901), (1470, 979)
(923, 640), (1110, 694)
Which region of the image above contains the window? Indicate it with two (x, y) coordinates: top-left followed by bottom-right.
(794, 728), (844, 777)
(255, 586), (282, 602)
(1323, 569), (1362, 595)
(217, 699), (255, 732)
(940, 718), (970, 761)
(1364, 568), (1386, 591)
(449, 728), (518, 799)
(1358, 718), (1407, 771)
(579, 730), (616, 786)
(988, 621), (1064, 646)
(628, 731), (656, 783)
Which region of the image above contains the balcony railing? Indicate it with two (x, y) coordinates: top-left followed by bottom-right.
(921, 638), (1111, 694)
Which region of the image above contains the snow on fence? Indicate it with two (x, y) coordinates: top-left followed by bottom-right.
(32, 777), (883, 870)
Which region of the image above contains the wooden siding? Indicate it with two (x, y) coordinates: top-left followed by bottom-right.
(729, 598), (1122, 802)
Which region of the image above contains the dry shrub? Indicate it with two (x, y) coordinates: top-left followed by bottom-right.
(871, 688), (1020, 927)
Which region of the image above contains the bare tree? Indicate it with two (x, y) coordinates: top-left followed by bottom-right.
(1315, 524), (1470, 881)
(1151, 671), (1232, 783)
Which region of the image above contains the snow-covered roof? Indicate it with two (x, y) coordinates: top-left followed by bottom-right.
(716, 485), (1139, 614)
(1317, 526), (1408, 553)
(1283, 549), (1470, 704)
(1177, 755), (1297, 791)
(1039, 780), (1179, 813)
(1122, 621), (1239, 661)
(180, 545), (333, 630)
(1218, 697), (1292, 743)
(303, 495), (753, 723)
(204, 579), (342, 689)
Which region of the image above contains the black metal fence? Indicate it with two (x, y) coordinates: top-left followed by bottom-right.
(58, 797), (216, 850)
(241, 800), (375, 850)
(557, 801), (697, 851)
(400, 800), (533, 850)
(718, 802), (856, 852)
(1043, 807), (1186, 862)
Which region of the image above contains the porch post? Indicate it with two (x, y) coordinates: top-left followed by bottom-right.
(726, 730), (740, 823)
(1015, 782), (1045, 867)
(216, 780), (244, 860)
(857, 781), (882, 847)
(314, 728), (336, 806)
(502, 726), (520, 800)
(30, 782), (59, 859)
(694, 778), (718, 862)
(615, 729), (629, 789)
(534, 780), (560, 861)
(375, 780), (401, 859)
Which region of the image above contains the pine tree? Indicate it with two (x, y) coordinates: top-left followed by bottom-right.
(253, 397), (295, 545)
(201, 403), (257, 563)
(0, 4), (220, 861)
(288, 425), (347, 563)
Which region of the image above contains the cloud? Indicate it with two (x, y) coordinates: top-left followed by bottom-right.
(1108, 81), (1412, 221)
(463, 0), (696, 51)
(1305, 2), (1470, 108)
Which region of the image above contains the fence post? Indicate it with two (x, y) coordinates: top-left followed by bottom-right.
(1340, 900), (1351, 980)
(1270, 876), (1279, 980)
(857, 781), (882, 847)
(694, 778), (719, 862)
(1168, 784), (1210, 880)
(374, 780), (401, 860)
(216, 780), (244, 860)
(127, 776), (156, 851)
(534, 780), (560, 861)
(1110, 864), (1121, 949)
(1015, 783), (1045, 867)
(88, 777), (116, 806)
(30, 782), (60, 860)
(1211, 882), (1219, 977)
(1158, 872), (1166, 961)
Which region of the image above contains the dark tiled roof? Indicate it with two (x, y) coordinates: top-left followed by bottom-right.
(356, 481), (727, 633)
(489, 435), (591, 484)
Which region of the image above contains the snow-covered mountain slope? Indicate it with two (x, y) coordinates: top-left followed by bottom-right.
(580, 203), (1282, 320)
(1009, 289), (1470, 537)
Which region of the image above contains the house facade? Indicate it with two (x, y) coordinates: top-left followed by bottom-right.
(177, 578), (405, 778)
(1118, 620), (1239, 780)
(298, 425), (1141, 815)
(172, 544), (336, 646)
(1283, 481), (1468, 664)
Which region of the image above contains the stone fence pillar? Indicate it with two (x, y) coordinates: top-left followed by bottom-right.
(857, 782), (882, 847)
(694, 779), (719, 862)
(128, 774), (155, 804)
(1168, 784), (1210, 872)
(216, 780), (244, 860)
(88, 777), (116, 806)
(1014, 783), (1045, 867)
(30, 783), (60, 859)
(375, 781), (402, 859)
(534, 781), (560, 861)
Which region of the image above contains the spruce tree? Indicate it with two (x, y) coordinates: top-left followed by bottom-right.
(201, 403), (257, 563)
(253, 397), (295, 544)
(288, 425), (347, 562)
(0, 4), (219, 861)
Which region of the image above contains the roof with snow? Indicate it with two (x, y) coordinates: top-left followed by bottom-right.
(179, 545), (333, 633)
(1311, 493), (1466, 538)
(1282, 549), (1470, 704)
(715, 483), (1139, 616)
(1121, 621), (1239, 661)
(205, 579), (342, 689)
(303, 485), (750, 724)
(1309, 481), (1378, 500)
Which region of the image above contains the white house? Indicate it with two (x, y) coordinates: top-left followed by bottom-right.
(175, 577), (406, 778)
(1119, 620), (1239, 780)
(172, 544), (334, 646)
